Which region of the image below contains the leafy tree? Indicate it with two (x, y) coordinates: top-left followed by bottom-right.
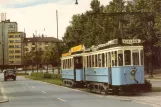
(63, 0), (161, 75)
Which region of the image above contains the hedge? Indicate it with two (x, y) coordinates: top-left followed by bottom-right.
(30, 72), (62, 79)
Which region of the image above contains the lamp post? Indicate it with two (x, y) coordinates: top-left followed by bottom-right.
(56, 10), (60, 74)
(75, 0), (78, 5)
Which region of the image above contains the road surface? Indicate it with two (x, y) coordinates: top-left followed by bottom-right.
(0, 74), (151, 107)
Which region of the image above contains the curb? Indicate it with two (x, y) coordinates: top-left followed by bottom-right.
(0, 82), (9, 103)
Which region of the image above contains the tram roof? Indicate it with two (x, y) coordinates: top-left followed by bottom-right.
(61, 38), (142, 57)
(85, 38), (142, 52)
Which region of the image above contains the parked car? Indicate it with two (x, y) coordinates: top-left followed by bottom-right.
(4, 69), (16, 81)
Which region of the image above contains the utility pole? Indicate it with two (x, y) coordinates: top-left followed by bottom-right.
(35, 30), (38, 73)
(56, 10), (60, 74)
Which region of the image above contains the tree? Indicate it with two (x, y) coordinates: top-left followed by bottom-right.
(63, 0), (161, 75)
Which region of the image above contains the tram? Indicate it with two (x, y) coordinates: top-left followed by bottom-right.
(61, 38), (144, 94)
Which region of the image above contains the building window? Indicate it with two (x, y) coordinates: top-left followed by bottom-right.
(45, 42), (48, 45)
(9, 40), (14, 43)
(15, 50), (21, 53)
(15, 45), (21, 48)
(15, 40), (21, 43)
(25, 48), (29, 51)
(15, 55), (21, 58)
(8, 25), (15, 28)
(32, 42), (35, 45)
(9, 35), (14, 38)
(9, 61), (14, 64)
(14, 35), (20, 38)
(9, 50), (14, 53)
(32, 47), (35, 51)
(9, 45), (14, 48)
(9, 56), (14, 58)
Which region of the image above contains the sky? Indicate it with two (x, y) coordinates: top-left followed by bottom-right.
(0, 0), (111, 40)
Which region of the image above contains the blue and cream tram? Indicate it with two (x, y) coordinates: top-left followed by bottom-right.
(61, 38), (144, 94)
(83, 38), (144, 94)
(61, 45), (85, 87)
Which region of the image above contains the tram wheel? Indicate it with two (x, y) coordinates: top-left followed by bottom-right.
(105, 88), (108, 95)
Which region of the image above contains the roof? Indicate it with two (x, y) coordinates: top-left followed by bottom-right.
(24, 37), (61, 43)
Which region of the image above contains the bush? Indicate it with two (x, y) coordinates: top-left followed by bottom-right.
(30, 72), (44, 78)
(51, 74), (62, 79)
(139, 79), (152, 92)
(16, 73), (29, 76)
(44, 73), (52, 79)
(30, 72), (62, 80)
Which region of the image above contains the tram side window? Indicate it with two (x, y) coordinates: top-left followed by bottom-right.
(89, 56), (91, 67)
(115, 51), (117, 66)
(140, 50), (144, 65)
(64, 60), (66, 69)
(133, 51), (139, 65)
(118, 50), (123, 66)
(95, 55), (97, 67)
(62, 60), (64, 69)
(98, 54), (102, 67)
(67, 59), (69, 69)
(102, 53), (105, 67)
(86, 56), (88, 68)
(124, 50), (131, 65)
(106, 53), (108, 67)
(69, 59), (71, 68)
(112, 51), (117, 66)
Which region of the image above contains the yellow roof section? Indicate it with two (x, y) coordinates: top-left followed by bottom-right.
(62, 52), (71, 57)
(70, 44), (84, 53)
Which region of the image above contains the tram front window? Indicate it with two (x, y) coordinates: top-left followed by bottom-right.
(124, 50), (131, 65)
(118, 51), (123, 66)
(132, 51), (139, 65)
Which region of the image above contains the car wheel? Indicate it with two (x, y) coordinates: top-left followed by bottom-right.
(13, 78), (16, 81)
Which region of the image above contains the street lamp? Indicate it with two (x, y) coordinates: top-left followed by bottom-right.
(75, 0), (78, 5)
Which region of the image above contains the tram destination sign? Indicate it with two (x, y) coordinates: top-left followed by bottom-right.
(122, 39), (141, 44)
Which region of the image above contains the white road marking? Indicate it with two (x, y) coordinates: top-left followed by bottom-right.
(57, 98), (66, 102)
(32, 86), (35, 89)
(0, 82), (9, 103)
(41, 91), (46, 93)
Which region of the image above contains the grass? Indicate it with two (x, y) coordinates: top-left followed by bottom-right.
(25, 76), (63, 86)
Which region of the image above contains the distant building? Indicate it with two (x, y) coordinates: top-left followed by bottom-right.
(0, 19), (18, 65)
(24, 35), (60, 53)
(8, 32), (25, 65)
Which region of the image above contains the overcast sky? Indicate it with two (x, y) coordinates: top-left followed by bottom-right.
(0, 0), (111, 39)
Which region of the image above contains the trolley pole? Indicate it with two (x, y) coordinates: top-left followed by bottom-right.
(56, 10), (60, 74)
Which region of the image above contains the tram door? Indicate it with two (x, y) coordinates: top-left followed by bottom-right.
(74, 56), (83, 81)
(108, 52), (112, 85)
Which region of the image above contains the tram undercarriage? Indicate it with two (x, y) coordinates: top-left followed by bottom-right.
(86, 82), (114, 95)
(63, 79), (84, 88)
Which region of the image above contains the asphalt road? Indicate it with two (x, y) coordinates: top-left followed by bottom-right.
(0, 74), (151, 107)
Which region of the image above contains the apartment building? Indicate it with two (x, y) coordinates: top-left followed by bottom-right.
(0, 19), (18, 65)
(24, 35), (60, 53)
(8, 32), (25, 65)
